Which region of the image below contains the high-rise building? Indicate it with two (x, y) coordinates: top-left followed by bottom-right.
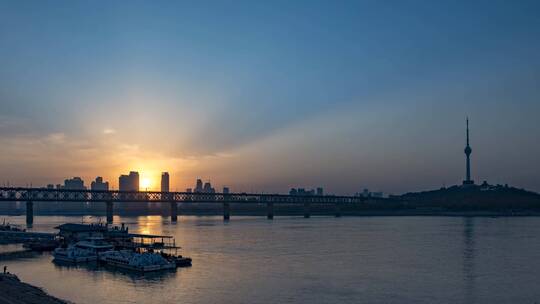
(64, 177), (86, 190)
(161, 172), (170, 192)
(195, 179), (203, 193)
(57, 177), (87, 213)
(463, 118), (474, 186)
(118, 171), (146, 214)
(316, 187), (324, 196)
(223, 187), (230, 194)
(193, 178), (215, 193)
(119, 171), (139, 191)
(203, 181), (215, 193)
(91, 177), (109, 191)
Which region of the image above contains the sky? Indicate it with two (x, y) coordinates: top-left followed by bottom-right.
(1, 0), (539, 194)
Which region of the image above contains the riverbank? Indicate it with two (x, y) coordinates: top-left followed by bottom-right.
(0, 273), (69, 304)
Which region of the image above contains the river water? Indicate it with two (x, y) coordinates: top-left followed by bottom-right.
(1, 215), (539, 304)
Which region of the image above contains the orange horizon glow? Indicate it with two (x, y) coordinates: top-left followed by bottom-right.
(140, 177), (152, 191)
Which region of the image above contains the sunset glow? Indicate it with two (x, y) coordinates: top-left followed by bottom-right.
(140, 177), (152, 191)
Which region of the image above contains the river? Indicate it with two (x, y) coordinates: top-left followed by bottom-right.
(1, 215), (539, 303)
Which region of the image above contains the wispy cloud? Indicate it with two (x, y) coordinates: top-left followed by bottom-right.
(103, 128), (116, 135)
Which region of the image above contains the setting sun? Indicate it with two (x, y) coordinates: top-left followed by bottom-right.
(140, 177), (152, 191)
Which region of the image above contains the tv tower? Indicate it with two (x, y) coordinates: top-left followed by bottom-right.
(463, 118), (474, 186)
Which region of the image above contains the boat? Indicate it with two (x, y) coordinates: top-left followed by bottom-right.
(53, 238), (114, 263)
(100, 250), (176, 272)
(161, 252), (192, 267)
(23, 239), (59, 252)
(0, 219), (25, 232)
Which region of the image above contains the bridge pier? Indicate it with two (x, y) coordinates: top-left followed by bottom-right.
(334, 202), (341, 217)
(26, 200), (33, 227)
(223, 202), (230, 221)
(170, 201), (178, 222)
(106, 201), (113, 224)
(303, 202), (310, 218)
(267, 202), (274, 220)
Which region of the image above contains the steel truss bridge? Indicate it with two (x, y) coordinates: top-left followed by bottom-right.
(0, 187), (366, 225)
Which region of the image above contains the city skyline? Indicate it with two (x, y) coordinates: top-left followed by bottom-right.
(0, 115), (535, 195)
(1, 1), (540, 194)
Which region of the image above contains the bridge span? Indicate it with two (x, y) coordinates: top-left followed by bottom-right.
(0, 188), (366, 226)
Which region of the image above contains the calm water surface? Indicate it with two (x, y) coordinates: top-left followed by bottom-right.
(2, 215), (540, 304)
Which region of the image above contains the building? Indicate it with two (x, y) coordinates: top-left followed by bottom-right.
(371, 192), (383, 198)
(64, 177), (86, 190)
(203, 182), (215, 193)
(161, 172), (169, 192)
(91, 177), (109, 191)
(289, 187), (323, 196)
(195, 179), (203, 193)
(463, 118), (475, 186)
(193, 179), (215, 193)
(354, 189), (384, 198)
(223, 187), (230, 194)
(119, 171), (139, 191)
(118, 171), (147, 214)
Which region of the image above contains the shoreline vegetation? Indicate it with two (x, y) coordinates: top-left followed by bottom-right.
(0, 273), (69, 304)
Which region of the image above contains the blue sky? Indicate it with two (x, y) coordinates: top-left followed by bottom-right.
(1, 1), (539, 194)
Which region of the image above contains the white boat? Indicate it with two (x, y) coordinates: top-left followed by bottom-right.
(53, 238), (114, 263)
(100, 250), (176, 272)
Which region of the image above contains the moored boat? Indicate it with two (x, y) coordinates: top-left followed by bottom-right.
(53, 238), (114, 263)
(161, 252), (192, 267)
(100, 250), (176, 272)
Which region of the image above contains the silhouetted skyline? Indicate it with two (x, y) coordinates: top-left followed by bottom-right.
(1, 1), (539, 194)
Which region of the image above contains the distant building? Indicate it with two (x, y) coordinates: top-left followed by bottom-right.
(203, 182), (215, 193)
(371, 192), (383, 198)
(223, 187), (230, 194)
(161, 172), (170, 192)
(289, 187), (319, 196)
(355, 189), (384, 198)
(193, 178), (215, 193)
(91, 177), (109, 191)
(118, 171), (146, 213)
(195, 179), (203, 193)
(64, 177), (86, 190)
(119, 171), (139, 191)
(46, 184), (54, 189)
(316, 187), (324, 196)
(186, 188), (192, 193)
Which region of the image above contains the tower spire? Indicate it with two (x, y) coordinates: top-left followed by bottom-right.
(466, 117), (469, 146)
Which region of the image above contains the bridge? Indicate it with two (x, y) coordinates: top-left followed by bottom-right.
(0, 187), (366, 226)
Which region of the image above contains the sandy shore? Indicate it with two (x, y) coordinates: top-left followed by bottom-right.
(0, 273), (69, 304)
